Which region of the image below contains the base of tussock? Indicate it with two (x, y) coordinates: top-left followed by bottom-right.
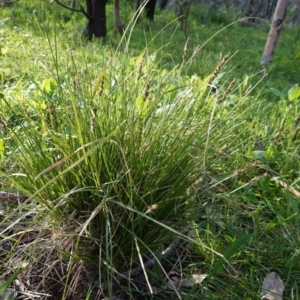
(1, 212), (99, 299)
(17, 245), (98, 299)
(2, 212), (195, 299)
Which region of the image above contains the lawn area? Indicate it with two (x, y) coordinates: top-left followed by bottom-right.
(0, 1), (300, 299)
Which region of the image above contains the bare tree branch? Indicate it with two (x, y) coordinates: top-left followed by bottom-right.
(53, 0), (89, 19)
(0, 0), (19, 6)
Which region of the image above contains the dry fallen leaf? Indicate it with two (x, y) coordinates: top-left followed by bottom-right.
(261, 272), (285, 300)
(163, 271), (207, 289)
(180, 274), (207, 288)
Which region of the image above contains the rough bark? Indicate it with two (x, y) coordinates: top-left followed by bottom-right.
(261, 0), (290, 65)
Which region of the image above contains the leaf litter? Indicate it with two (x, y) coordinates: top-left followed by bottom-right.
(261, 272), (285, 300)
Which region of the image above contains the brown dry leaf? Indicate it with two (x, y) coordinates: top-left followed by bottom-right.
(261, 272), (285, 300)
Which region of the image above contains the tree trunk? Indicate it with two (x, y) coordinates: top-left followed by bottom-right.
(136, 0), (157, 21)
(114, 0), (124, 33)
(291, 0), (300, 25)
(145, 0), (157, 20)
(70, 0), (76, 10)
(83, 0), (107, 38)
(266, 0), (277, 19)
(261, 0), (290, 65)
(245, 0), (256, 22)
(243, 0), (275, 22)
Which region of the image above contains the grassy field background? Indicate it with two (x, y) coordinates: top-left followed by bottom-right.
(1, 1), (300, 299)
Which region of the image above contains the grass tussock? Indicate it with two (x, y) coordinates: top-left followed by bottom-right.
(0, 1), (300, 299)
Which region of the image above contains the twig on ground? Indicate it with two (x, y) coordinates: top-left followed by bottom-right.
(118, 237), (181, 280)
(0, 191), (28, 202)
